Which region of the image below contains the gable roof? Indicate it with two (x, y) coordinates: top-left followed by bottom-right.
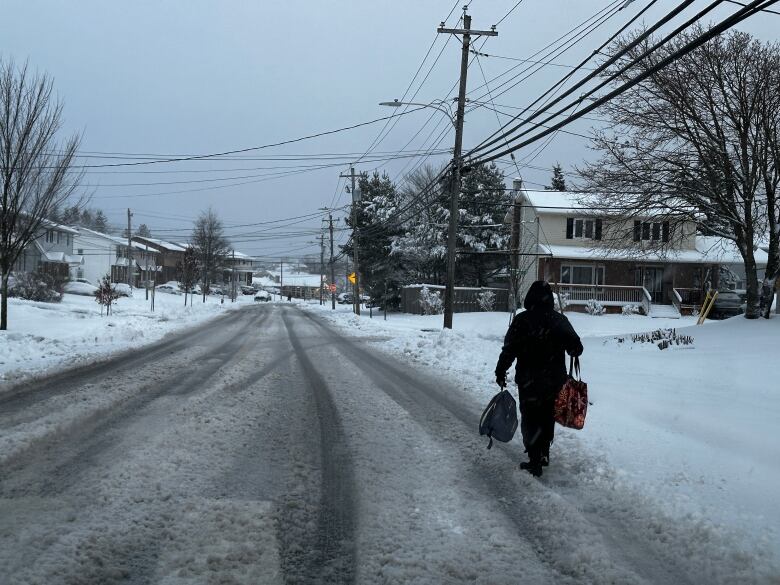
(132, 236), (188, 252)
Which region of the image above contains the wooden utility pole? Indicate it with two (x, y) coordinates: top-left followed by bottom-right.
(319, 231), (325, 306)
(280, 259), (283, 300)
(328, 212), (336, 310)
(438, 8), (497, 329)
(340, 166), (361, 315)
(508, 178), (523, 318)
(126, 208), (133, 287)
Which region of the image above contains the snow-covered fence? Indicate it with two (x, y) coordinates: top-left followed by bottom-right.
(401, 285), (508, 315)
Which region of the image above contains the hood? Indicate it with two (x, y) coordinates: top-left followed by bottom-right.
(523, 280), (555, 312)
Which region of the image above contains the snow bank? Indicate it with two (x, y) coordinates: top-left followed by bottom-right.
(302, 303), (780, 568)
(0, 291), (251, 386)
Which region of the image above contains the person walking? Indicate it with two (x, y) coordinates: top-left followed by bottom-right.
(495, 281), (583, 477)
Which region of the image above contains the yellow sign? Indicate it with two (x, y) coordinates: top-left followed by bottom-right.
(348, 272), (357, 285)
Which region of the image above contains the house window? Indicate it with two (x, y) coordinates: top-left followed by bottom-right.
(57, 231), (61, 244)
(77, 248), (84, 255)
(566, 218), (602, 241)
(560, 264), (605, 286)
(633, 220), (670, 242)
(46, 230), (54, 243)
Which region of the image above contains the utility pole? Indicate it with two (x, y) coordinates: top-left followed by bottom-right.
(438, 8), (497, 329)
(508, 178), (522, 319)
(126, 208), (134, 287)
(340, 166), (361, 315)
(231, 249), (236, 302)
(319, 231), (325, 306)
(328, 212), (336, 310)
(280, 259), (284, 300)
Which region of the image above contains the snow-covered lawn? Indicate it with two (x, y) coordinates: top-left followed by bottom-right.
(0, 290), (253, 385)
(302, 302), (780, 565)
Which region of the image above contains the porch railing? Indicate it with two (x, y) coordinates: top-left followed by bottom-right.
(558, 284), (652, 313)
(673, 287), (703, 313)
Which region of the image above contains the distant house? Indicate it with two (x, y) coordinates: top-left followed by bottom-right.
(131, 236), (187, 284)
(222, 251), (255, 287)
(510, 189), (769, 316)
(14, 220), (83, 279)
(73, 227), (161, 286)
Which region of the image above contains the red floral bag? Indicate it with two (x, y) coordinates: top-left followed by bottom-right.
(554, 357), (588, 430)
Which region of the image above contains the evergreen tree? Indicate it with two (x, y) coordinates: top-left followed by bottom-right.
(391, 164), (449, 284)
(452, 162), (510, 286)
(342, 171), (404, 305)
(93, 210), (108, 233)
(547, 163), (567, 191)
(61, 205), (81, 226)
(80, 209), (93, 228)
(137, 223), (151, 238)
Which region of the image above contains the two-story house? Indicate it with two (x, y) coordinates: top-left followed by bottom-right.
(222, 250), (255, 287)
(73, 227), (161, 286)
(511, 189), (768, 316)
(14, 220), (83, 279)
(131, 236), (186, 284)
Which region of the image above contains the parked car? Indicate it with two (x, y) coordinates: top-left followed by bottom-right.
(63, 281), (98, 296)
(241, 285), (257, 296)
(254, 290), (272, 302)
(155, 283), (182, 295)
(337, 292), (353, 305)
(709, 290), (744, 319)
(74, 278), (93, 285)
(111, 283), (132, 297)
(208, 286), (224, 296)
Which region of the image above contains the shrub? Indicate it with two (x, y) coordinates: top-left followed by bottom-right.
(419, 285), (443, 315)
(554, 292), (569, 312)
(621, 303), (641, 316)
(94, 274), (121, 315)
(477, 290), (496, 312)
(7, 272), (62, 303)
(585, 299), (605, 316)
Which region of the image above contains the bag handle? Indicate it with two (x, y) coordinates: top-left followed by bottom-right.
(568, 356), (581, 379)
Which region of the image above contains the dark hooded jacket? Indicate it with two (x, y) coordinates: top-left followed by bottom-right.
(496, 281), (583, 398)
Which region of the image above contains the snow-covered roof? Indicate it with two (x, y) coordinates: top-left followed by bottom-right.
(540, 236), (769, 265)
(520, 189), (691, 219)
(40, 219), (79, 235)
(132, 236), (188, 252)
(73, 226), (126, 245)
(33, 240), (84, 265)
(521, 190), (584, 214)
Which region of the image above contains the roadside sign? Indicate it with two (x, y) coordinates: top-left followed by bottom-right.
(348, 272), (357, 285)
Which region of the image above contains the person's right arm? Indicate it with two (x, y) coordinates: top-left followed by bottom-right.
(558, 315), (583, 357)
(495, 317), (524, 385)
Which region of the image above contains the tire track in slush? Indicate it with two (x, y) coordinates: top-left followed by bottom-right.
(281, 309), (356, 585)
(299, 309), (698, 585)
(1, 307), (276, 585)
(1, 307), (270, 498)
(0, 307), (248, 417)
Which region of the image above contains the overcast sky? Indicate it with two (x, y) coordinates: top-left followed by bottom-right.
(2, 1), (778, 260)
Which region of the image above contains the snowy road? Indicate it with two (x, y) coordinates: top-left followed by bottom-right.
(0, 304), (772, 584)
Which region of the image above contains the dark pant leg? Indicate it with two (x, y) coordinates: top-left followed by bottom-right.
(519, 394), (555, 463)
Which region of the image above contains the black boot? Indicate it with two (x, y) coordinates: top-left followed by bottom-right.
(520, 460), (543, 477)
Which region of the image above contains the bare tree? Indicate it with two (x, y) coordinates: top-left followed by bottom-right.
(192, 208), (229, 302)
(579, 28), (780, 318)
(0, 59), (82, 329)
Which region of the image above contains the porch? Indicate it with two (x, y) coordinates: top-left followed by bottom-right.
(538, 257), (707, 316)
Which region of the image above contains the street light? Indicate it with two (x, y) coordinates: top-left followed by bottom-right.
(378, 99), (456, 126)
(379, 97), (462, 330)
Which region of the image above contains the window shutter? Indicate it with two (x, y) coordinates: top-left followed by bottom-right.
(633, 221), (641, 242)
(662, 221), (670, 243)
(595, 219), (603, 241)
(566, 218), (574, 239)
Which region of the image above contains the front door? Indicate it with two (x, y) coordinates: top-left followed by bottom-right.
(641, 267), (665, 303)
